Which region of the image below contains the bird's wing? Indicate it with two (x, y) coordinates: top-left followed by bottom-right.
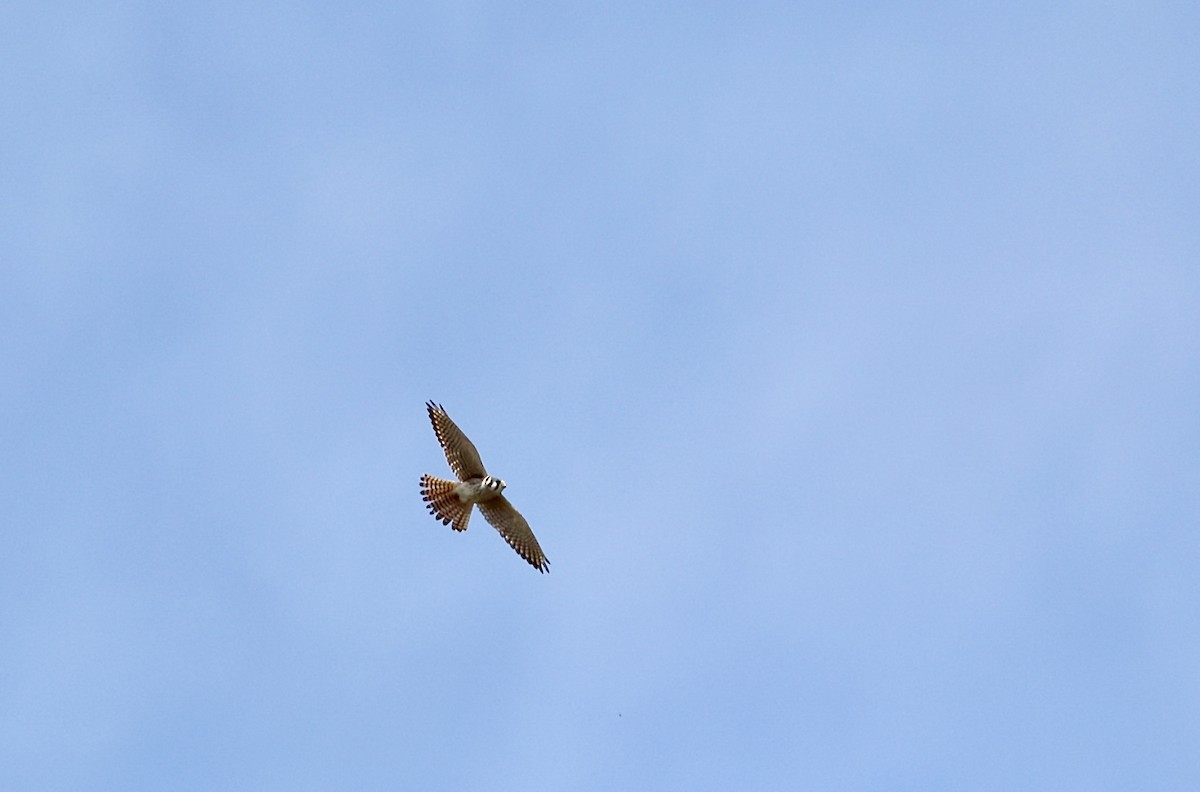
(426, 401), (487, 480)
(477, 496), (550, 573)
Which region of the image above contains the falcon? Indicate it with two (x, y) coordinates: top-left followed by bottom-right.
(420, 401), (550, 573)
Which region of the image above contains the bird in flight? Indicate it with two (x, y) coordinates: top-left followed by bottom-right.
(420, 401), (550, 573)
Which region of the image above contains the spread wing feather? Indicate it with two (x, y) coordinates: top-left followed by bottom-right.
(478, 497), (550, 573)
(426, 401), (487, 480)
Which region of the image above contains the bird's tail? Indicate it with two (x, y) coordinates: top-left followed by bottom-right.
(420, 475), (472, 532)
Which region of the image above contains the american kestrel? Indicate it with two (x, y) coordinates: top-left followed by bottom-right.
(420, 401), (550, 573)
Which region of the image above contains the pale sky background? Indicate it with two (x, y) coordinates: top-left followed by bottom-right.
(3, 2), (1199, 790)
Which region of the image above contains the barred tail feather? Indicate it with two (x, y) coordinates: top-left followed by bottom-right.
(420, 474), (472, 532)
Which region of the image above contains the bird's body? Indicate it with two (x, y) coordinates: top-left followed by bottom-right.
(454, 475), (507, 504)
(420, 402), (549, 573)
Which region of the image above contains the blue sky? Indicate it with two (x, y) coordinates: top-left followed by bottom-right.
(3, 2), (1199, 789)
